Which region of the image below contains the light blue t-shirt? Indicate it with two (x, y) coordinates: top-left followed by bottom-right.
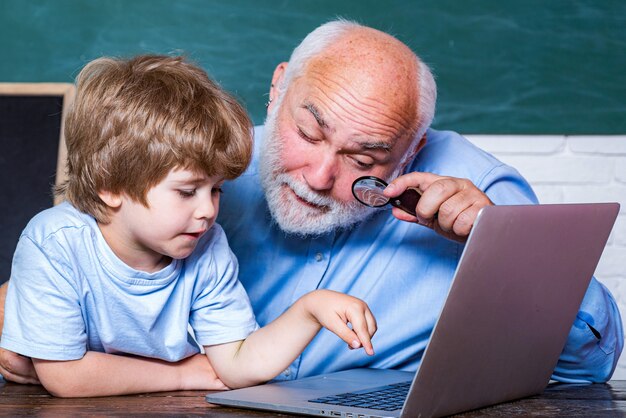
(1, 202), (258, 362)
(218, 126), (623, 383)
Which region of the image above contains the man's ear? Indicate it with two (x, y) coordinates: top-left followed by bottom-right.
(98, 190), (123, 209)
(411, 133), (428, 159)
(399, 133), (428, 172)
(267, 62), (288, 114)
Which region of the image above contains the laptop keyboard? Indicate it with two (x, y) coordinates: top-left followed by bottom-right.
(308, 381), (411, 411)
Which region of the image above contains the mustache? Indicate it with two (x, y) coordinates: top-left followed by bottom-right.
(276, 174), (336, 209)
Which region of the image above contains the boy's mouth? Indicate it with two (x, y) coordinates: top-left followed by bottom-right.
(182, 230), (206, 240)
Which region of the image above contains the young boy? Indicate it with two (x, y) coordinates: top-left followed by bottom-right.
(0, 55), (376, 397)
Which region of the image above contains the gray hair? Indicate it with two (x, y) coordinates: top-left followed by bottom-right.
(279, 19), (437, 150)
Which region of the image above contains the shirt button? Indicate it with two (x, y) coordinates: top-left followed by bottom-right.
(283, 369), (291, 377)
(315, 252), (323, 262)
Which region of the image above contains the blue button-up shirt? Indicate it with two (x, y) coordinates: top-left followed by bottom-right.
(218, 126), (623, 383)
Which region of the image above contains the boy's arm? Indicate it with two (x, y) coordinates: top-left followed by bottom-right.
(205, 289), (377, 389)
(0, 282), (40, 385)
(0, 281), (6, 336)
(0, 348), (39, 385)
(33, 351), (227, 397)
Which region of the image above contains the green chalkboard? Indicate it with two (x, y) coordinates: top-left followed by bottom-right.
(1, 0), (625, 134)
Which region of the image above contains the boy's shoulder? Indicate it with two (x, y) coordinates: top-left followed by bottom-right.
(23, 201), (95, 244)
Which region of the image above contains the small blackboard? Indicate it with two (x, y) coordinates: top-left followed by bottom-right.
(0, 83), (74, 284)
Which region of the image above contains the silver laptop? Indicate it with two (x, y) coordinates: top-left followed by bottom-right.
(206, 203), (619, 418)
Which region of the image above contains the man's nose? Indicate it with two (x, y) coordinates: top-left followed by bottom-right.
(303, 152), (338, 192)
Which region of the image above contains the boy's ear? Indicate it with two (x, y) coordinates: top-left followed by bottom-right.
(98, 190), (123, 209)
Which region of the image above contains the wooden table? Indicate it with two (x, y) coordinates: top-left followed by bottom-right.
(1, 377), (625, 417)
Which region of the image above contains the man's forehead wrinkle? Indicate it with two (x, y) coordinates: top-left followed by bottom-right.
(301, 94), (399, 147)
(326, 29), (419, 119)
(303, 68), (415, 142)
(307, 66), (413, 125)
(302, 71), (373, 125)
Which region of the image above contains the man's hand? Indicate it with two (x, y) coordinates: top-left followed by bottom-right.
(302, 290), (377, 355)
(384, 172), (493, 242)
(0, 348), (39, 385)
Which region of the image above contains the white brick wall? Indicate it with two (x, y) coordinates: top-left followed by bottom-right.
(466, 134), (626, 380)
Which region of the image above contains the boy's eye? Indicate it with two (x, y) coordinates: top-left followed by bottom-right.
(178, 189), (196, 198)
(212, 187), (224, 195)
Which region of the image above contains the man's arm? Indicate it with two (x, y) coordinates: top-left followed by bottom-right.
(33, 352), (226, 397)
(385, 171), (623, 383)
(205, 289), (376, 389)
(552, 278), (624, 383)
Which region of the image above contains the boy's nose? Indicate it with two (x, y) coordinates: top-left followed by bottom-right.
(196, 198), (216, 220)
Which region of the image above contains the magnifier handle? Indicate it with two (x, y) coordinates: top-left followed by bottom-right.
(389, 187), (421, 217)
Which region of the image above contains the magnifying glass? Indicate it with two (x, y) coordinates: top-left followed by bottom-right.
(351, 176), (421, 217)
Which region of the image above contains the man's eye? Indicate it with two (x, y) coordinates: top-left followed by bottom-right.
(353, 157), (375, 170)
(178, 189), (196, 198)
(297, 128), (318, 143)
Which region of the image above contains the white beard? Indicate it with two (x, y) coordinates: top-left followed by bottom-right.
(259, 99), (378, 236)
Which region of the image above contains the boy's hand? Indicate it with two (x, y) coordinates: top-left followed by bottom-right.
(302, 290), (377, 355)
(0, 348), (40, 385)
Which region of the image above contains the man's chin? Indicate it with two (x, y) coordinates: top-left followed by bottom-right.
(273, 216), (342, 237)
(270, 198), (374, 237)
(269, 204), (328, 237)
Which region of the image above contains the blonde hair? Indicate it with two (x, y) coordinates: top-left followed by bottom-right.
(58, 54), (252, 222)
